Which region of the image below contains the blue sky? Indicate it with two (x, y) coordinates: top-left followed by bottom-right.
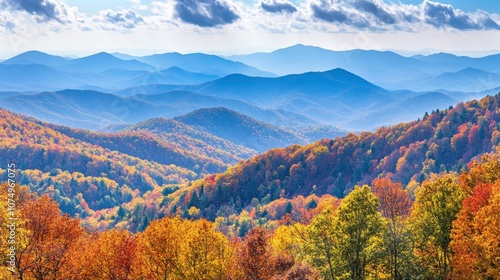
(0, 0), (499, 57)
(62, 0), (500, 14)
(395, 0), (500, 13)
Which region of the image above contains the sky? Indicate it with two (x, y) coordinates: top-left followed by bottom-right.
(0, 0), (499, 58)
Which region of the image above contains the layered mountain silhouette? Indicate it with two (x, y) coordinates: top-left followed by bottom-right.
(0, 51), (272, 91)
(228, 44), (500, 91)
(1, 47), (498, 132)
(0, 67), (475, 131)
(0, 89), (317, 130)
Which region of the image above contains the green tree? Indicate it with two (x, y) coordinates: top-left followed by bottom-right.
(303, 206), (338, 280)
(335, 185), (386, 279)
(304, 185), (386, 280)
(409, 174), (465, 279)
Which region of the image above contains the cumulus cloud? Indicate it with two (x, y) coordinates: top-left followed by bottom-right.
(308, 0), (500, 31)
(353, 0), (395, 25)
(100, 9), (145, 29)
(260, 0), (297, 14)
(310, 0), (369, 28)
(0, 0), (67, 22)
(423, 0), (499, 30)
(173, 0), (239, 27)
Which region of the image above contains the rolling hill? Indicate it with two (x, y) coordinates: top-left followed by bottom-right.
(0, 51), (270, 91)
(2, 50), (69, 66)
(0, 67), (473, 131)
(55, 52), (153, 73)
(183, 68), (462, 130)
(174, 107), (308, 152)
(0, 64), (81, 91)
(416, 68), (500, 92)
(119, 117), (258, 163)
(44, 124), (232, 174)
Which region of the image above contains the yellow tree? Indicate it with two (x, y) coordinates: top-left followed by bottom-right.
(134, 217), (231, 280)
(182, 219), (233, 279)
(134, 216), (189, 279)
(410, 174), (465, 279)
(0, 183), (32, 278)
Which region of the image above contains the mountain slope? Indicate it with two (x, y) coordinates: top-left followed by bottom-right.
(0, 108), (197, 222)
(135, 52), (275, 77)
(420, 68), (500, 92)
(134, 90), (318, 127)
(174, 107), (308, 152)
(0, 64), (81, 91)
(192, 68), (385, 102)
(2, 50), (69, 66)
(186, 68), (399, 129)
(168, 93), (500, 220)
(119, 118), (258, 163)
(56, 52), (153, 73)
(228, 44), (427, 85)
(228, 44), (500, 91)
(125, 67), (220, 86)
(44, 124), (230, 174)
(0, 90), (156, 128)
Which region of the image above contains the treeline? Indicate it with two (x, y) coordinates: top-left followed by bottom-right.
(2, 150), (499, 279)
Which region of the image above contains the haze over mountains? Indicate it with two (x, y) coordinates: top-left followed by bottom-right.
(227, 44), (500, 91)
(0, 45), (498, 133)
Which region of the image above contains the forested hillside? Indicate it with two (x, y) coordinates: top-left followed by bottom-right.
(2, 147), (499, 279)
(0, 109), (227, 231)
(169, 93), (500, 221)
(120, 117), (257, 162)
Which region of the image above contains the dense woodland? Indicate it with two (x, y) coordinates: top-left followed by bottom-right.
(1, 94), (500, 232)
(1, 149), (500, 279)
(1, 94), (500, 279)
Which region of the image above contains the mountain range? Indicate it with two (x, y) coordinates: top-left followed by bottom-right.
(227, 44), (500, 91)
(0, 50), (272, 92)
(2, 46), (500, 94)
(0, 67), (483, 131)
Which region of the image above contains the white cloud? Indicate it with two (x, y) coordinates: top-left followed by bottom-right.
(95, 9), (145, 30)
(129, 0), (148, 11)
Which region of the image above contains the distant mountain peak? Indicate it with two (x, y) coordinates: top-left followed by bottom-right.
(2, 50), (68, 67)
(84, 52), (117, 60)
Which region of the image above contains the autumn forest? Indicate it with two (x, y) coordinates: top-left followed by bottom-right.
(0, 89), (500, 279)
